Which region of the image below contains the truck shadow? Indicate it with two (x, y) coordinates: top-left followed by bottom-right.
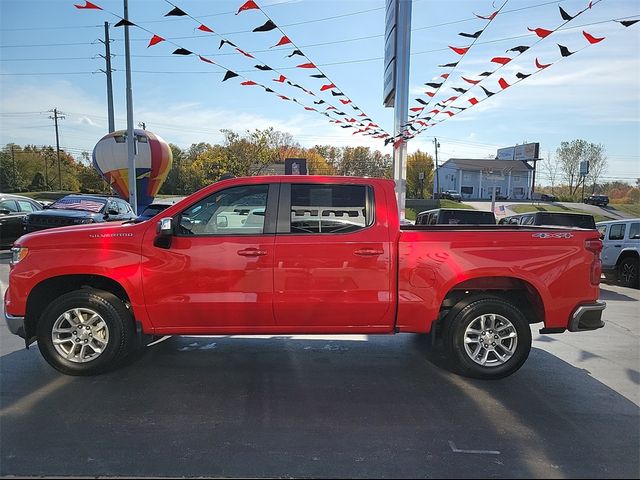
(599, 285), (638, 302)
(1, 335), (638, 478)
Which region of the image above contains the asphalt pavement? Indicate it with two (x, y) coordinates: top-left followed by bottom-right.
(1, 250), (639, 478)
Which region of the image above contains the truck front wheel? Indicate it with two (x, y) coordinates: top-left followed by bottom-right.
(37, 289), (135, 376)
(444, 297), (531, 379)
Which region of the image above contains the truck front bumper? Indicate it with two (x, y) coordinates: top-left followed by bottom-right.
(568, 301), (606, 332)
(4, 311), (26, 339)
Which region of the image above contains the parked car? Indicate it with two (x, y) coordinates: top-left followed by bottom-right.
(584, 195), (609, 207)
(24, 194), (136, 233)
(498, 211), (596, 229)
(0, 194), (43, 249)
(136, 202), (173, 222)
(6, 176), (605, 379)
(596, 219), (640, 288)
(434, 190), (462, 202)
(415, 208), (496, 225)
(540, 193), (557, 202)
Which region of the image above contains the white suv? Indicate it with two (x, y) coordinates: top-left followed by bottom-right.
(597, 219), (640, 288)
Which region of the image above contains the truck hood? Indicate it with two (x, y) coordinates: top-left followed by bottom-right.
(14, 221), (144, 249)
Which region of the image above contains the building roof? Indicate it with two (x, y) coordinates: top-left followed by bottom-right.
(441, 158), (533, 172)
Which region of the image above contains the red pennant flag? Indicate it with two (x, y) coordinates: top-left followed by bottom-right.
(326, 106), (337, 111)
(147, 35), (164, 47)
(535, 57), (551, 69)
(297, 62), (316, 68)
(528, 27), (553, 38)
(272, 36), (291, 48)
(358, 113), (367, 117)
(304, 106), (316, 111)
(583, 31), (605, 44)
(440, 73), (450, 79)
(416, 120), (427, 127)
(241, 80), (257, 86)
(444, 96), (458, 103)
(425, 92), (435, 97)
(340, 99), (352, 105)
(198, 24), (214, 33)
(442, 111), (455, 117)
(468, 97), (479, 105)
(475, 10), (497, 20)
(320, 83), (336, 91)
(198, 55), (215, 64)
(498, 78), (510, 89)
(368, 123), (378, 128)
(393, 138), (403, 149)
(273, 74), (287, 83)
(236, 48), (255, 59)
(462, 76), (480, 85)
(74, 1), (102, 9)
(428, 109), (440, 114)
(346, 118), (357, 123)
(236, 0), (259, 14)
(410, 107), (424, 112)
(491, 56), (511, 65)
(278, 95), (290, 101)
(449, 45), (470, 55)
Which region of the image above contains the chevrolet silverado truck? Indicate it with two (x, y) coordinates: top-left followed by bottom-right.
(4, 176), (605, 379)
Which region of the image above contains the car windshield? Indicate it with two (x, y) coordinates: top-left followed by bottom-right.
(50, 196), (106, 213)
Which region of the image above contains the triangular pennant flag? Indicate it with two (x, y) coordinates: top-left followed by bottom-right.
(536, 57), (551, 69)
(583, 31), (605, 44)
(320, 83), (336, 91)
(219, 39), (237, 49)
(241, 80), (258, 86)
(438, 61), (459, 67)
(314, 99), (325, 105)
(479, 71), (493, 76)
(459, 30), (483, 39)
(440, 73), (450, 79)
(351, 105), (360, 110)
(114, 19), (135, 27)
(147, 35), (164, 48)
(449, 45), (470, 55)
(304, 107), (316, 111)
(253, 20), (277, 32)
(236, 48), (255, 58)
(297, 62), (316, 68)
(557, 44), (574, 57)
(172, 48), (192, 55)
(272, 36), (291, 48)
(326, 106), (337, 111)
(331, 91), (345, 97)
(341, 125), (353, 129)
(416, 98), (429, 105)
(618, 19), (640, 27)
(515, 72), (530, 79)
(197, 55), (215, 65)
(286, 50), (302, 58)
(335, 111), (346, 116)
(481, 86), (495, 97)
(475, 11), (497, 20)
(237, 0), (259, 14)
(393, 138), (404, 149)
(165, 6), (187, 16)
(498, 78), (510, 89)
(310, 73), (326, 78)
(340, 99), (352, 105)
(273, 74), (286, 82)
(508, 45), (529, 53)
(223, 70), (239, 81)
(346, 118), (357, 123)
(384, 137), (394, 146)
(452, 87), (468, 93)
(462, 76), (480, 85)
(255, 64), (273, 71)
(264, 87), (274, 93)
(198, 24), (214, 33)
(428, 109), (440, 114)
(491, 57), (511, 65)
(528, 27), (553, 38)
(450, 106), (466, 111)
(442, 111), (455, 117)
(278, 95), (290, 101)
(410, 107), (424, 112)
(74, 1), (102, 9)
(435, 102), (446, 108)
(425, 82), (442, 88)
(444, 96), (458, 103)
(559, 6), (575, 21)
(468, 97), (479, 105)
(425, 92), (435, 97)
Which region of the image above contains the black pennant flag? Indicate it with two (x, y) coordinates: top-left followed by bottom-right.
(331, 91), (345, 96)
(559, 6), (575, 21)
(310, 73), (326, 78)
(219, 39), (237, 49)
(452, 87), (468, 94)
(458, 29), (483, 39)
(165, 6), (187, 16)
(264, 87), (274, 93)
(479, 71), (492, 76)
(618, 19), (640, 27)
(172, 48), (192, 55)
(435, 102), (446, 108)
(416, 98), (429, 105)
(508, 45), (529, 53)
(425, 82), (442, 88)
(253, 20), (277, 32)
(352, 105), (360, 110)
(516, 72), (531, 79)
(450, 106), (466, 111)
(314, 100), (325, 105)
(558, 44), (574, 57)
(223, 70), (239, 82)
(255, 64), (273, 71)
(114, 19), (135, 27)
(481, 86), (495, 97)
(287, 49), (304, 57)
(335, 111), (346, 116)
(438, 61), (459, 67)
(341, 125), (352, 128)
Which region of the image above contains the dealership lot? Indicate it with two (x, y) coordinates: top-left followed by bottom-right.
(1, 251), (638, 478)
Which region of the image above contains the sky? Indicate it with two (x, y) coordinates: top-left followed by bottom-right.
(0, 0), (639, 186)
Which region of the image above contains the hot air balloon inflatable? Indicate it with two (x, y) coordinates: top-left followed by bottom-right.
(93, 129), (172, 213)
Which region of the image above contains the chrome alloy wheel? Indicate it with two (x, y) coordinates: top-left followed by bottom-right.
(463, 313), (518, 367)
(51, 308), (110, 363)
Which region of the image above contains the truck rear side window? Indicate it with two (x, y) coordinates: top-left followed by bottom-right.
(289, 184), (372, 234)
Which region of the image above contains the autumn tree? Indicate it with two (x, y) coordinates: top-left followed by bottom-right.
(406, 150), (434, 198)
(556, 139), (608, 196)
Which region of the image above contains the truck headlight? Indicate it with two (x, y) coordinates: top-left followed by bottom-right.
(10, 247), (29, 265)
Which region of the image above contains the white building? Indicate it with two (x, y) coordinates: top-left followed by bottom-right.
(434, 158), (534, 200)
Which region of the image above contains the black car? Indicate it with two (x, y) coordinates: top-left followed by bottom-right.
(415, 208), (496, 225)
(584, 194), (609, 207)
(498, 211), (596, 229)
(0, 194), (43, 249)
(24, 194), (136, 233)
(136, 202), (172, 222)
(434, 190), (462, 202)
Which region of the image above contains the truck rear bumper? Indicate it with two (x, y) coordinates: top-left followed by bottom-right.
(4, 311), (26, 339)
(568, 301), (606, 332)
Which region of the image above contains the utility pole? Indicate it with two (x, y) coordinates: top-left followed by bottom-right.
(434, 137), (440, 197)
(124, 0), (138, 214)
(11, 145), (16, 191)
(98, 21), (115, 133)
(138, 122), (146, 130)
(49, 108), (65, 191)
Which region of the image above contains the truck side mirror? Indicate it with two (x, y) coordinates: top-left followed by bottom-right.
(154, 217), (174, 248)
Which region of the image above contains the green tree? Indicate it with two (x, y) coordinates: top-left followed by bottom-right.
(406, 150), (434, 198)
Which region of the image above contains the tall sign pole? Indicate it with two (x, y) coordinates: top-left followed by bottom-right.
(383, 0), (412, 221)
(123, 0), (137, 214)
(98, 22), (115, 133)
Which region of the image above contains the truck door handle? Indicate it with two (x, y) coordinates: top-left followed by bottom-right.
(354, 248), (384, 257)
(237, 248), (267, 257)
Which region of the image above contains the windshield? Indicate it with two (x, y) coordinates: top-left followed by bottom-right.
(50, 197), (106, 213)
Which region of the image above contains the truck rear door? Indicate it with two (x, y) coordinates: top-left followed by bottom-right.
(272, 181), (394, 331)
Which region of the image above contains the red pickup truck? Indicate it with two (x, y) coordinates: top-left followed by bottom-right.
(4, 176), (605, 379)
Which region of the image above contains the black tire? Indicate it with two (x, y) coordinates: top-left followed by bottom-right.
(443, 297), (532, 380)
(618, 257), (639, 289)
(37, 289), (135, 376)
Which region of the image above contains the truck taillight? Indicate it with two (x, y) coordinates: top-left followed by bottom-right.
(585, 238), (603, 254)
(585, 237), (603, 285)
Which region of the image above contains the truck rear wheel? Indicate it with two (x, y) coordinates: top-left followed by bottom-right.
(618, 257), (639, 289)
(37, 289), (135, 376)
(444, 297), (531, 379)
